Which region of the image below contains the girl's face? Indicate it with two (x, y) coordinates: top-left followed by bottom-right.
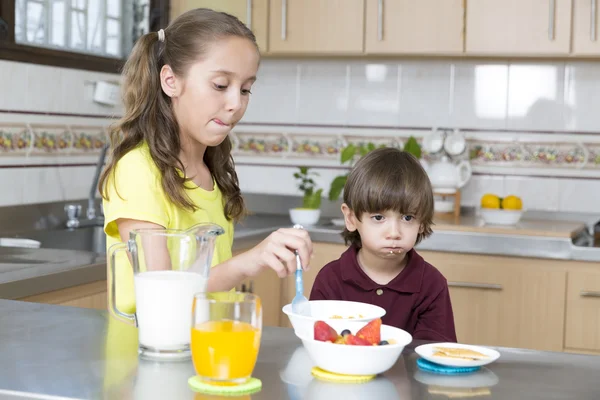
(162, 36), (259, 152)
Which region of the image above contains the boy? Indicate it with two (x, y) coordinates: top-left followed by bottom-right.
(310, 148), (457, 342)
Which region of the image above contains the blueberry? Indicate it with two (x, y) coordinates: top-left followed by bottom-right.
(378, 340), (389, 345)
(340, 329), (351, 337)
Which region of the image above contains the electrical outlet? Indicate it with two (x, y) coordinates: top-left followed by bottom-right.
(93, 81), (120, 106)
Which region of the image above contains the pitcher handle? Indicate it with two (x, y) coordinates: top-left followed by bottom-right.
(456, 161), (472, 189)
(108, 241), (137, 327)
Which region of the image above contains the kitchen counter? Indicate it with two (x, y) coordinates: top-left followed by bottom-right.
(0, 299), (598, 400)
(2, 211), (599, 301)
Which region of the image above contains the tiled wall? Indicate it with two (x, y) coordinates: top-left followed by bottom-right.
(1, 57), (600, 215)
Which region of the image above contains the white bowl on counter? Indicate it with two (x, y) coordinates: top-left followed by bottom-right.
(295, 320), (412, 376)
(479, 208), (523, 225)
(282, 300), (386, 338)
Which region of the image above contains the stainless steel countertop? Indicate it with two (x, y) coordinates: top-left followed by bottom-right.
(0, 299), (598, 400)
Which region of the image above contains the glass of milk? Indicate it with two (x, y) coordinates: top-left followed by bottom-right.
(107, 223), (224, 360)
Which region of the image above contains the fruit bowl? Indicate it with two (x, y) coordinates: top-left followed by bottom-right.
(479, 208), (523, 225)
(295, 319), (412, 376)
(282, 300), (386, 338)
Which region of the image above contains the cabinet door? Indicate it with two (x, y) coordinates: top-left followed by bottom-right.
(420, 252), (567, 352)
(18, 280), (108, 310)
(365, 0), (464, 54)
(466, 0), (572, 55)
(572, 0), (600, 55)
(565, 270), (600, 351)
(170, 0), (269, 52)
(268, 0), (365, 54)
(280, 242), (348, 327)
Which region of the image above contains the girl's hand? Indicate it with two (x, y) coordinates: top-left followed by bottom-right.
(242, 227), (313, 278)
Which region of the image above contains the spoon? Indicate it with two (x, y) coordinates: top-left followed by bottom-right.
(291, 224), (311, 316)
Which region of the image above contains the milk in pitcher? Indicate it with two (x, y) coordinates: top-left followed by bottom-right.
(134, 270), (207, 350)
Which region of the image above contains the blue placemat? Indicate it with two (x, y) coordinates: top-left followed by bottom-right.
(417, 358), (481, 374)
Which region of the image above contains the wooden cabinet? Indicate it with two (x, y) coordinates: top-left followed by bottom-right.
(364, 0), (464, 54)
(465, 0), (572, 55)
(18, 280), (108, 310)
(572, 0), (600, 55)
(420, 251), (567, 352)
(267, 0), (365, 54)
(279, 242), (347, 327)
(565, 270), (600, 352)
(169, 0), (269, 52)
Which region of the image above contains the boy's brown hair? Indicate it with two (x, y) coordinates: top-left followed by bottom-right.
(341, 147), (434, 247)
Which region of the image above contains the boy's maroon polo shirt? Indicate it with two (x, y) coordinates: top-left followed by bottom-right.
(310, 245), (457, 342)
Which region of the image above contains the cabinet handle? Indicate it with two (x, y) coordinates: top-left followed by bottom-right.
(249, 280), (254, 294)
(448, 281), (503, 290)
(240, 283), (247, 292)
(592, 0), (597, 41)
(246, 0), (252, 30)
(377, 0), (384, 41)
(581, 290), (600, 297)
(281, 0), (287, 40)
(548, 0), (555, 40)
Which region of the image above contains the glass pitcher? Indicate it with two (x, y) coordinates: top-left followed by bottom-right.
(108, 223), (224, 360)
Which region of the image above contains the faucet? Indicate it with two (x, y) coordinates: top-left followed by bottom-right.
(65, 143), (109, 229)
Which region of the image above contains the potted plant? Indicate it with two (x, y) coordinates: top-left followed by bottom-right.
(327, 137), (422, 202)
(290, 166), (323, 226)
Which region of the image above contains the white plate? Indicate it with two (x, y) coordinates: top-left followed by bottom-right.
(415, 342), (500, 368)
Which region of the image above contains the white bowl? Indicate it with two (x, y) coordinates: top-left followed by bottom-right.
(479, 208), (523, 225)
(296, 320), (412, 376)
(289, 208), (321, 226)
(282, 300), (386, 338)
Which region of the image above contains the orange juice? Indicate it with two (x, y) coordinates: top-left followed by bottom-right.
(191, 320), (261, 382)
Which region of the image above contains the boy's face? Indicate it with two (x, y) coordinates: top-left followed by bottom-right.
(341, 204), (422, 259)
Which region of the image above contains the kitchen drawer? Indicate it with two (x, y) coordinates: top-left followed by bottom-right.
(565, 270), (600, 352)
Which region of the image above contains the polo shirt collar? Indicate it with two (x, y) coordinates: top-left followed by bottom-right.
(340, 245), (424, 293)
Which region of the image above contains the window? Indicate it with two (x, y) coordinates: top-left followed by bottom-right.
(15, 0), (129, 58)
(0, 0), (169, 73)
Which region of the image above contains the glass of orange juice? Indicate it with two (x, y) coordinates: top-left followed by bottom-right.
(191, 292), (262, 385)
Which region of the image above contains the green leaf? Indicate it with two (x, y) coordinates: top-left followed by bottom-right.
(359, 145), (370, 157)
(303, 189), (322, 209)
(328, 175), (347, 201)
(299, 166), (308, 174)
(367, 142), (376, 152)
(293, 173), (301, 179)
(341, 144), (356, 164)
(403, 136), (422, 159)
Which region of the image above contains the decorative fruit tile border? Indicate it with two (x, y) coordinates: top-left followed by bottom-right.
(0, 124), (31, 154)
(0, 124), (108, 156)
(468, 140), (590, 168)
(288, 135), (345, 158)
(232, 133), (289, 156)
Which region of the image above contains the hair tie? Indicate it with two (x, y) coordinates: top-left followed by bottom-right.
(157, 29), (165, 42)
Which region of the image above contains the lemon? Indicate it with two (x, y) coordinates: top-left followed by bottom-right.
(502, 195), (523, 210)
(480, 194), (501, 209)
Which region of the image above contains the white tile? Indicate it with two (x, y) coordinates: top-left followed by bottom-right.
(347, 61), (401, 126)
(503, 176), (559, 212)
(237, 165), (298, 195)
(557, 178), (600, 213)
(564, 62), (600, 132)
(2, 61), (29, 111)
(59, 166), (96, 201)
(451, 61), (508, 129)
(22, 167), (65, 204)
(0, 168), (24, 206)
(506, 62), (567, 131)
(296, 61), (349, 125)
(243, 60), (299, 124)
(460, 175), (505, 207)
(398, 61), (452, 128)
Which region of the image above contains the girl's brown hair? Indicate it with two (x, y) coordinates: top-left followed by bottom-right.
(99, 8), (258, 222)
(341, 147), (434, 247)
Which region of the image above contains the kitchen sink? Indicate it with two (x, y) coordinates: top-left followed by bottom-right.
(12, 226), (106, 256)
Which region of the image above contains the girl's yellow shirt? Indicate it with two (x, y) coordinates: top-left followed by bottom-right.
(103, 141), (234, 314)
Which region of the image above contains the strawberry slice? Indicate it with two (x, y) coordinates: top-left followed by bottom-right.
(314, 321), (339, 342)
(356, 318), (381, 345)
(345, 333), (371, 346)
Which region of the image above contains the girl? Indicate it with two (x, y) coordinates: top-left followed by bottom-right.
(99, 8), (312, 315)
